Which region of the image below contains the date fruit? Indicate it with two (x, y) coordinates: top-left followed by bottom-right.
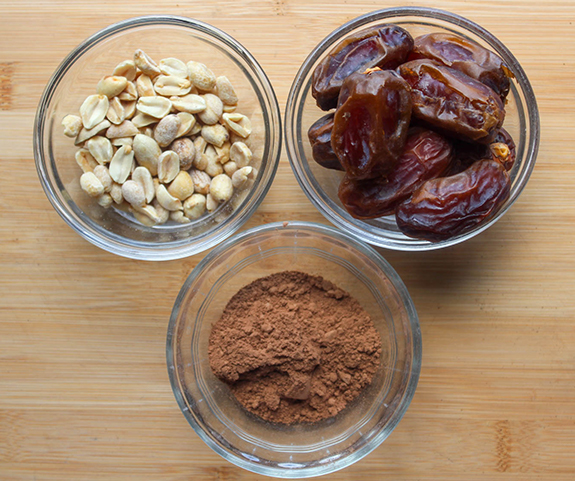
(410, 33), (512, 99)
(307, 113), (343, 170)
(338, 128), (453, 218)
(398, 59), (505, 144)
(449, 127), (517, 175)
(332, 69), (412, 180)
(491, 128), (516, 171)
(396, 159), (511, 241)
(312, 24), (414, 111)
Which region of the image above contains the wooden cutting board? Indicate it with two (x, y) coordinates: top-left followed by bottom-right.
(1, 0), (574, 479)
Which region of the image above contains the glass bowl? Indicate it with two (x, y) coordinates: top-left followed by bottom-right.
(167, 221), (421, 478)
(285, 7), (539, 251)
(34, 15), (281, 260)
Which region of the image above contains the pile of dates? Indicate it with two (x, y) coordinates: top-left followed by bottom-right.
(308, 25), (516, 242)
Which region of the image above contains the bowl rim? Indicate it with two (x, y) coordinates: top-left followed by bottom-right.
(34, 14), (282, 261)
(285, 6), (540, 252)
(166, 220), (422, 478)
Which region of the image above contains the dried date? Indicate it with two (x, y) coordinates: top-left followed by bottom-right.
(410, 32), (512, 99)
(338, 128), (453, 218)
(398, 59), (505, 144)
(491, 128), (516, 171)
(312, 24), (414, 111)
(307, 113), (343, 171)
(395, 159), (511, 241)
(331, 68), (412, 180)
(448, 127), (517, 175)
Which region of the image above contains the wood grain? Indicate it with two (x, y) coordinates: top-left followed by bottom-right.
(1, 0), (575, 479)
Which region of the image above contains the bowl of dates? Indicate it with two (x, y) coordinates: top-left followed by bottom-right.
(285, 7), (539, 250)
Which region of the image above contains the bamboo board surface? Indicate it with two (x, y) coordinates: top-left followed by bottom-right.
(1, 0), (575, 479)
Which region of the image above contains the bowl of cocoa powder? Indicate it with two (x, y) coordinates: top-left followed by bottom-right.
(167, 221), (421, 477)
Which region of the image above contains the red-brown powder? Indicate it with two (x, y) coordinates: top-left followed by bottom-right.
(208, 271), (381, 424)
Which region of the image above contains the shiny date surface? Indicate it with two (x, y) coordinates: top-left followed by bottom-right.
(398, 59), (505, 144)
(449, 127), (517, 175)
(410, 32), (512, 99)
(338, 128), (453, 218)
(395, 159), (511, 241)
(331, 69), (412, 180)
(312, 24), (413, 111)
(307, 113), (343, 171)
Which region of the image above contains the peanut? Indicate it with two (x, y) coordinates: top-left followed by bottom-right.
(80, 172), (105, 197)
(64, 50), (259, 227)
(210, 174), (234, 203)
(183, 193), (207, 219)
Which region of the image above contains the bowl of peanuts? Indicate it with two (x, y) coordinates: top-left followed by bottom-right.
(34, 15), (281, 260)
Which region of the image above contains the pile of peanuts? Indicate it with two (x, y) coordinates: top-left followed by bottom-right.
(62, 49), (257, 226)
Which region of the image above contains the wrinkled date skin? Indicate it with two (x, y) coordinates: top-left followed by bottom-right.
(410, 33), (512, 99)
(338, 128), (453, 218)
(312, 24), (414, 111)
(396, 159), (511, 241)
(398, 59), (505, 144)
(332, 69), (412, 180)
(307, 113), (343, 171)
(449, 127), (517, 175)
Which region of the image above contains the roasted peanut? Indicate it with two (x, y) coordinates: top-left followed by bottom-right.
(232, 166), (256, 189)
(190, 169), (211, 195)
(122, 180), (146, 207)
(80, 172), (105, 197)
(159, 58), (188, 78)
(170, 137), (195, 170)
(183, 193), (207, 219)
(75, 119), (112, 145)
(170, 94), (206, 114)
(62, 114), (83, 137)
(168, 171), (194, 201)
(187, 61), (216, 91)
(229, 141), (252, 168)
(201, 124), (229, 148)
(118, 81), (138, 101)
(93, 165), (113, 192)
(210, 174), (234, 203)
(215, 76), (238, 105)
(97, 193), (113, 209)
(223, 161), (238, 177)
(133, 134), (161, 176)
(154, 114), (180, 147)
(222, 112), (252, 138)
(134, 49), (161, 78)
(80, 94), (109, 129)
(97, 76), (128, 98)
(206, 193), (218, 213)
(136, 74), (156, 97)
(113, 60), (137, 81)
(175, 112), (195, 138)
(132, 166), (155, 203)
(106, 120), (139, 139)
(154, 75), (192, 96)
(198, 94), (223, 125)
(157, 150), (180, 183)
(137, 96), (172, 119)
(75, 149), (98, 173)
(108, 145), (134, 184)
(170, 210), (191, 224)
(106, 97), (126, 125)
(155, 183), (182, 211)
(86, 136), (113, 164)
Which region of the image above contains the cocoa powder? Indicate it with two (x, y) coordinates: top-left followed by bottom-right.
(208, 271), (381, 424)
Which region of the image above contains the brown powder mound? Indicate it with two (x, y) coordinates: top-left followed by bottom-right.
(208, 271), (381, 424)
